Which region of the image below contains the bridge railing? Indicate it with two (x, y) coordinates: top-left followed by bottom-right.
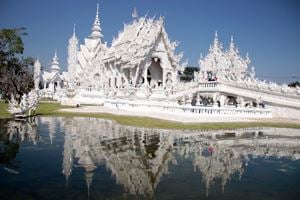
(105, 99), (272, 118)
(198, 81), (220, 88)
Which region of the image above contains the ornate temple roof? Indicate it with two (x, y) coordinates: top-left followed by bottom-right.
(198, 32), (253, 81)
(42, 70), (64, 83)
(103, 13), (183, 70)
(105, 17), (163, 64)
(40, 50), (65, 82)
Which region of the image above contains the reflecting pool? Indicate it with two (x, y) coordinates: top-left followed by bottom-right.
(0, 117), (300, 200)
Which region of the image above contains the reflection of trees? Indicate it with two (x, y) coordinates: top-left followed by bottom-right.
(0, 118), (38, 166)
(61, 117), (300, 197)
(0, 141), (19, 165)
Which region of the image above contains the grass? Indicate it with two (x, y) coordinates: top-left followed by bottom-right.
(1, 100), (300, 130)
(0, 100), (10, 118)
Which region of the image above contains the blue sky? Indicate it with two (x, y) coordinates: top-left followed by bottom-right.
(0, 0), (299, 83)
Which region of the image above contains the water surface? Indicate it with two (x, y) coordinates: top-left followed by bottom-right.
(0, 117), (300, 200)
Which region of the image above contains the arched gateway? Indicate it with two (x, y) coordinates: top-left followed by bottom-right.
(147, 58), (163, 87)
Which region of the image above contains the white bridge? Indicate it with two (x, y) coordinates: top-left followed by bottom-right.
(174, 81), (300, 109)
(62, 79), (300, 120)
(105, 99), (272, 118)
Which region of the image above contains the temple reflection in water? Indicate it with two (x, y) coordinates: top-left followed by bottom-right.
(3, 117), (300, 198)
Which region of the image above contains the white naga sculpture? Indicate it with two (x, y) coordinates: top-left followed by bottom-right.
(7, 60), (41, 117)
(8, 90), (39, 117)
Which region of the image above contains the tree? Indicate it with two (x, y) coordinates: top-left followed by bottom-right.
(0, 28), (34, 102)
(179, 66), (199, 82)
(288, 81), (300, 88)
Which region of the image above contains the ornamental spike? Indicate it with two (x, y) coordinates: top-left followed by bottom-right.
(73, 23), (76, 37)
(132, 7), (138, 19)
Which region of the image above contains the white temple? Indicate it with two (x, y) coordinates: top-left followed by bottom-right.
(31, 50), (66, 100)
(33, 4), (300, 120)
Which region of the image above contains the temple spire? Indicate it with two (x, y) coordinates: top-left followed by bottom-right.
(229, 35), (236, 53)
(95, 3), (99, 23)
(210, 30), (222, 52)
(53, 49), (59, 65)
(132, 7), (138, 19)
(230, 36), (234, 48)
(51, 49), (60, 72)
(213, 31), (219, 46)
(89, 3), (103, 39)
(73, 24), (76, 37)
(228, 35), (240, 59)
(68, 25), (79, 86)
(54, 49), (57, 60)
(245, 52), (251, 64)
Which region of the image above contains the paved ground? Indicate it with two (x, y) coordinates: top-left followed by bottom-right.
(59, 106), (265, 123)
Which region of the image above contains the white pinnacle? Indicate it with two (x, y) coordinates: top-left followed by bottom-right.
(132, 7), (138, 19)
(51, 49), (60, 72)
(90, 3), (103, 39)
(73, 23), (76, 37)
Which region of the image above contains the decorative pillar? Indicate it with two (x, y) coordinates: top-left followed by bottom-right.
(143, 67), (148, 87)
(236, 96), (244, 108)
(181, 96), (185, 105)
(196, 92), (201, 106)
(219, 94), (226, 107)
(212, 93), (219, 107)
(186, 94), (192, 106)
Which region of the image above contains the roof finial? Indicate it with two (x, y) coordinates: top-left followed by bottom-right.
(246, 52), (251, 64)
(96, 3), (99, 18)
(213, 31), (219, 45)
(132, 7), (138, 19)
(89, 3), (103, 39)
(54, 48), (57, 59)
(94, 3), (100, 25)
(229, 35), (235, 50)
(213, 30), (219, 47)
(73, 24), (76, 36)
(51, 49), (60, 72)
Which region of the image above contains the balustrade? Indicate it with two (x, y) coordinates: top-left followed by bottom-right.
(105, 99), (272, 118)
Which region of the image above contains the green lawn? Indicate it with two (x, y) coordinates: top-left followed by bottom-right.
(1, 101), (300, 130)
(0, 100), (10, 118)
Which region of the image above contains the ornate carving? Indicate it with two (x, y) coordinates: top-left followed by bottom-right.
(8, 90), (39, 117)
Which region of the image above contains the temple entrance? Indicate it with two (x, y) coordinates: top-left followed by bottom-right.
(54, 82), (58, 92)
(147, 57), (163, 87)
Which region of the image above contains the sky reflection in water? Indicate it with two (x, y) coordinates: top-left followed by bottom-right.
(0, 117), (300, 200)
